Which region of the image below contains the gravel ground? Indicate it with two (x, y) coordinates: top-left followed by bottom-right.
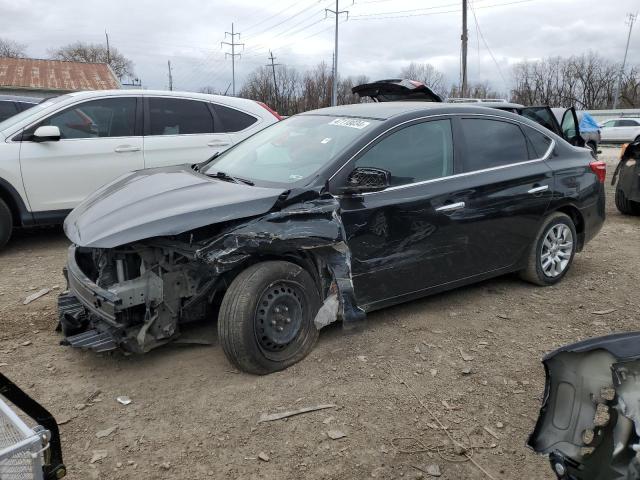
(1, 146), (638, 480)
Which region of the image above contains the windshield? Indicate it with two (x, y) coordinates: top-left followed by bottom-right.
(205, 115), (381, 186)
(0, 94), (71, 133)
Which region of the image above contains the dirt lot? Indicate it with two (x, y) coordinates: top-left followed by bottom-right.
(1, 146), (638, 479)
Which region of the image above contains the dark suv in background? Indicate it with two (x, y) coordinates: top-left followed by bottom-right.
(0, 94), (42, 122)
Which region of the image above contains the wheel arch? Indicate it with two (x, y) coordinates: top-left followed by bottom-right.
(553, 204), (585, 251)
(0, 177), (32, 227)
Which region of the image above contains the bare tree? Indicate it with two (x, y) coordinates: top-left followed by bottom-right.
(49, 41), (134, 80)
(0, 37), (27, 58)
(510, 52), (640, 108)
(399, 62), (447, 97)
(448, 81), (502, 99)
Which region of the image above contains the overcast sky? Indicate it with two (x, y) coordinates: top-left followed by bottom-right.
(1, 0), (638, 95)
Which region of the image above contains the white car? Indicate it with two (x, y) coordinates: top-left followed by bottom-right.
(0, 90), (281, 247)
(600, 117), (640, 143)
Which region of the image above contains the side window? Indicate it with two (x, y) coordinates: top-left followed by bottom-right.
(603, 120), (616, 128)
(522, 126), (552, 159)
(33, 97), (136, 139)
(212, 104), (257, 132)
(460, 119), (528, 172)
(353, 120), (453, 187)
(148, 98), (214, 135)
(16, 102), (35, 112)
(617, 120), (638, 127)
(560, 110), (578, 139)
(521, 108), (558, 134)
(0, 101), (18, 122)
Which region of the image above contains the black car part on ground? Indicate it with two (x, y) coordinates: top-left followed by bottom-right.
(59, 177), (365, 354)
(351, 79), (443, 103)
(612, 141), (640, 215)
(529, 332), (640, 479)
(0, 373), (66, 479)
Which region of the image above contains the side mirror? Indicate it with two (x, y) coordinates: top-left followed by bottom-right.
(340, 167), (391, 194)
(33, 125), (61, 142)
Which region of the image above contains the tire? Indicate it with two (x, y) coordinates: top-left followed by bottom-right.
(615, 188), (640, 216)
(0, 199), (12, 249)
(218, 261), (321, 374)
(519, 212), (577, 286)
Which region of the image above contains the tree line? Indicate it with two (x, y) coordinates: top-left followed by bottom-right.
(236, 52), (640, 114)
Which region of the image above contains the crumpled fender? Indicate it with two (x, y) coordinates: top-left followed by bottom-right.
(194, 188), (366, 328)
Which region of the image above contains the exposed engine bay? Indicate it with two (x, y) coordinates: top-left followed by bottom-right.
(529, 332), (640, 479)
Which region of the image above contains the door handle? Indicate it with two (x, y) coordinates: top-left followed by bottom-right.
(435, 201), (465, 212)
(114, 145), (141, 153)
(207, 141), (230, 147)
(527, 185), (549, 194)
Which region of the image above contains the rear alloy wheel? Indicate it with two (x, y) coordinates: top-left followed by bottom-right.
(218, 261), (320, 374)
(520, 212), (577, 286)
(615, 188), (640, 216)
(0, 199), (13, 249)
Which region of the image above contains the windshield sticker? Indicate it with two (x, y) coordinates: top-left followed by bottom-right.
(289, 174), (304, 180)
(321, 137), (332, 144)
(329, 118), (371, 129)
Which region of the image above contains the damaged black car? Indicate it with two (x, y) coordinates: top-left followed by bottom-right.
(59, 102), (605, 374)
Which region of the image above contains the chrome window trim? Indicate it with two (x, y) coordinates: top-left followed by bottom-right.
(330, 112), (555, 196)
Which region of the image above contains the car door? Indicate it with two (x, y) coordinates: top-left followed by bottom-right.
(448, 117), (554, 275)
(334, 118), (468, 306)
(19, 96), (143, 212)
(143, 96), (233, 168)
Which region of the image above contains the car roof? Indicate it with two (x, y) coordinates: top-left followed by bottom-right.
(299, 101), (527, 121)
(0, 94), (42, 103)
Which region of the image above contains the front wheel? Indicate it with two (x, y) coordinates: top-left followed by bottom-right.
(218, 261), (320, 374)
(520, 212), (577, 286)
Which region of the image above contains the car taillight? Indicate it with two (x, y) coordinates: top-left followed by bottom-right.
(255, 101), (282, 120)
(589, 160), (606, 183)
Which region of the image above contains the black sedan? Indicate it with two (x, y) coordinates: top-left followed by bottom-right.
(58, 102), (606, 374)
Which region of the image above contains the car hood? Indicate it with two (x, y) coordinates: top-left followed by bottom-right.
(64, 165), (287, 248)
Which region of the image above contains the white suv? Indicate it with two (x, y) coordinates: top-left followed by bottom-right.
(0, 90), (281, 247)
(600, 118), (640, 143)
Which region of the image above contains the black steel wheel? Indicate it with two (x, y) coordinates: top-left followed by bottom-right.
(218, 261), (320, 374)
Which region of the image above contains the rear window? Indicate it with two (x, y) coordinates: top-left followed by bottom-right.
(522, 126), (552, 159)
(213, 104), (257, 132)
(148, 97), (214, 135)
(460, 118), (529, 172)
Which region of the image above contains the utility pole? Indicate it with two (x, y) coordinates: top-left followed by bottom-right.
(265, 51), (281, 109)
(461, 0), (468, 97)
(221, 23), (244, 96)
(326, 1), (349, 106)
(613, 13), (637, 109)
(105, 30), (110, 65)
(167, 60), (173, 91)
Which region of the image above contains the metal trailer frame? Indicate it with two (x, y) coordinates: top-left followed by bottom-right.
(0, 396), (48, 480)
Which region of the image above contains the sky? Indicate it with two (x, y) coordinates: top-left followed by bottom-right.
(1, 0), (638, 95)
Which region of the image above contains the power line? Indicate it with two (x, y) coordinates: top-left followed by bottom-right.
(469, 1), (507, 86)
(326, 1), (350, 107)
(613, 12), (637, 109)
(350, 0), (535, 20)
(266, 50), (282, 108)
(221, 23), (244, 96)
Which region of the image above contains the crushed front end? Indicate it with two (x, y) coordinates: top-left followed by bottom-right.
(59, 239), (217, 353)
